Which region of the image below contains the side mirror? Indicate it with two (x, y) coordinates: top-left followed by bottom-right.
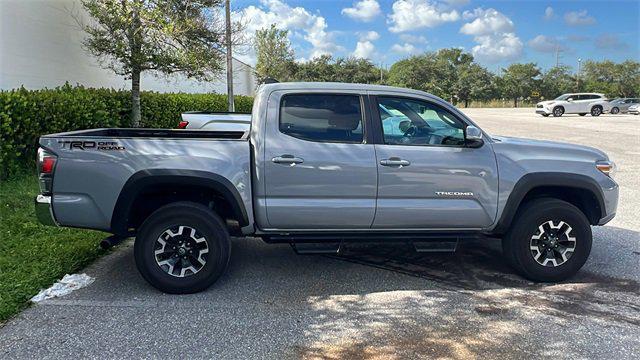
(465, 126), (484, 148)
(567, 98), (573, 102)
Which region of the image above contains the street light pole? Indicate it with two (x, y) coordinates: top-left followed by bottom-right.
(577, 58), (582, 92)
(225, 0), (234, 112)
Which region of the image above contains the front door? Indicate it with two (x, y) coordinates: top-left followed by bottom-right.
(371, 95), (499, 229)
(263, 92), (377, 229)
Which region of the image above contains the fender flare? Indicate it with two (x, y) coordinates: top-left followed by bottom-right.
(493, 172), (605, 234)
(111, 169), (249, 235)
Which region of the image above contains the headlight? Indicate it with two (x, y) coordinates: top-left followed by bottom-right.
(596, 160), (616, 178)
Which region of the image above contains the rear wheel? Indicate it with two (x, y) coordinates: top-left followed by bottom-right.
(134, 201), (231, 294)
(541, 114), (549, 117)
(552, 106), (564, 117)
(502, 198), (591, 282)
(578, 113), (587, 116)
(611, 107), (620, 114)
(591, 106), (603, 116)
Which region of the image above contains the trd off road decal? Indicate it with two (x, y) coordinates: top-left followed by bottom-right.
(58, 141), (125, 151)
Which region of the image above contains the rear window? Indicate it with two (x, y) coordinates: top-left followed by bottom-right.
(279, 94), (363, 143)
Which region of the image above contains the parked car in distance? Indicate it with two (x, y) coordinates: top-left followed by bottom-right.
(609, 98), (640, 114)
(536, 93), (611, 117)
(628, 104), (640, 115)
(35, 82), (619, 294)
(179, 111), (251, 131)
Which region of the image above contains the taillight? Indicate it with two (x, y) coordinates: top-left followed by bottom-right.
(38, 148), (57, 174)
(37, 148), (57, 194)
(178, 120), (189, 129)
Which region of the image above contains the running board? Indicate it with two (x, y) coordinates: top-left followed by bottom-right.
(290, 242), (342, 255)
(413, 239), (458, 252)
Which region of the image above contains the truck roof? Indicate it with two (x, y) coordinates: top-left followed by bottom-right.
(259, 82), (433, 97)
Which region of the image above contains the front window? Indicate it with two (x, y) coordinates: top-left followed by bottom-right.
(555, 94), (571, 100)
(378, 97), (465, 146)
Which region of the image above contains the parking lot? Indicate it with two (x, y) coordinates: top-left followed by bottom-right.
(1, 108), (639, 359)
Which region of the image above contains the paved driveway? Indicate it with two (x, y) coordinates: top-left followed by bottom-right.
(1, 108), (639, 359)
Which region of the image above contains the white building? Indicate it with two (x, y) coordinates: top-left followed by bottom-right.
(0, 0), (256, 95)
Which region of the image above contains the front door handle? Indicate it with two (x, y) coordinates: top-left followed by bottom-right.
(272, 154), (304, 165)
(380, 157), (410, 167)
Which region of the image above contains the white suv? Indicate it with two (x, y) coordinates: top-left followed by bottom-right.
(536, 93), (611, 117)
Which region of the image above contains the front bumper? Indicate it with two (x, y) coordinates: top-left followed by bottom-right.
(629, 109), (639, 115)
(35, 195), (58, 226)
(536, 108), (552, 115)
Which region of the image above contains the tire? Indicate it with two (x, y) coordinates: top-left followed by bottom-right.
(611, 107), (620, 114)
(134, 201), (231, 294)
(552, 106), (564, 117)
(578, 113), (587, 116)
(502, 198), (592, 282)
(541, 114), (549, 117)
(591, 106), (602, 116)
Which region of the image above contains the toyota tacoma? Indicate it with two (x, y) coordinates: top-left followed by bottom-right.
(35, 82), (619, 293)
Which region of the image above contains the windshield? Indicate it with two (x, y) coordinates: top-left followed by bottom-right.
(554, 94), (571, 100)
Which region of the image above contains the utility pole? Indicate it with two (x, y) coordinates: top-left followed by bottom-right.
(554, 44), (563, 68)
(225, 0), (234, 112)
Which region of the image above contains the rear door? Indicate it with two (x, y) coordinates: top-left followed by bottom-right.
(262, 91), (377, 229)
(371, 95), (499, 229)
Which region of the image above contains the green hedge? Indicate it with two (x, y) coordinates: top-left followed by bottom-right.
(0, 84), (253, 179)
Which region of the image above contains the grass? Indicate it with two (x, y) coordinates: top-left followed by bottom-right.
(0, 174), (106, 322)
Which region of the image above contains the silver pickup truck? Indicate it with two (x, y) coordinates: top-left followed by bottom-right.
(35, 82), (619, 293)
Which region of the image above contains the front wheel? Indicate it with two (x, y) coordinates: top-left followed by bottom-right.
(552, 106), (564, 117)
(134, 201), (231, 294)
(502, 198), (592, 282)
(611, 107), (620, 114)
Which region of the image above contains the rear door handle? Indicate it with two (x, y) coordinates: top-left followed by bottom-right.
(380, 157), (410, 167)
(272, 154), (304, 165)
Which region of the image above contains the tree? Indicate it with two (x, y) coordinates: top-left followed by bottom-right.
(540, 65), (575, 100)
(582, 60), (640, 98)
(501, 63), (541, 107)
(332, 57), (379, 84)
(254, 24), (296, 83)
(293, 55), (335, 82)
(79, 0), (237, 127)
(459, 63), (496, 107)
(290, 56), (381, 84)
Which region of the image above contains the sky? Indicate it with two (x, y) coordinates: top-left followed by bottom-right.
(230, 0), (640, 72)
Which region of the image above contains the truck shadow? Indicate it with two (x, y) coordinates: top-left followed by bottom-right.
(291, 226), (640, 359)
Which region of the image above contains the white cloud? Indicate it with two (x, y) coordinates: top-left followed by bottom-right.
(460, 8), (514, 35)
(388, 0), (460, 33)
(399, 34), (428, 44)
(459, 8), (523, 63)
(391, 43), (420, 55)
(357, 30), (380, 41)
(595, 33), (628, 50)
(528, 35), (559, 53)
(233, 0), (342, 64)
(353, 41), (376, 59)
(564, 10), (596, 26)
(342, 0), (382, 22)
(544, 6), (554, 20)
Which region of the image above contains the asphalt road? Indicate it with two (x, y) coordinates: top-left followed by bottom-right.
(2, 108), (639, 359)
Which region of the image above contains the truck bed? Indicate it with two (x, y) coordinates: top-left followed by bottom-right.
(39, 128), (252, 232)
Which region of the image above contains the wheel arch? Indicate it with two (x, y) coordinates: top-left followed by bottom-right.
(493, 172), (605, 234)
(111, 169), (249, 236)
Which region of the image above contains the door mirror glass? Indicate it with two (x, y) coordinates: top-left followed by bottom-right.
(465, 126), (484, 148)
(567, 97), (573, 102)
